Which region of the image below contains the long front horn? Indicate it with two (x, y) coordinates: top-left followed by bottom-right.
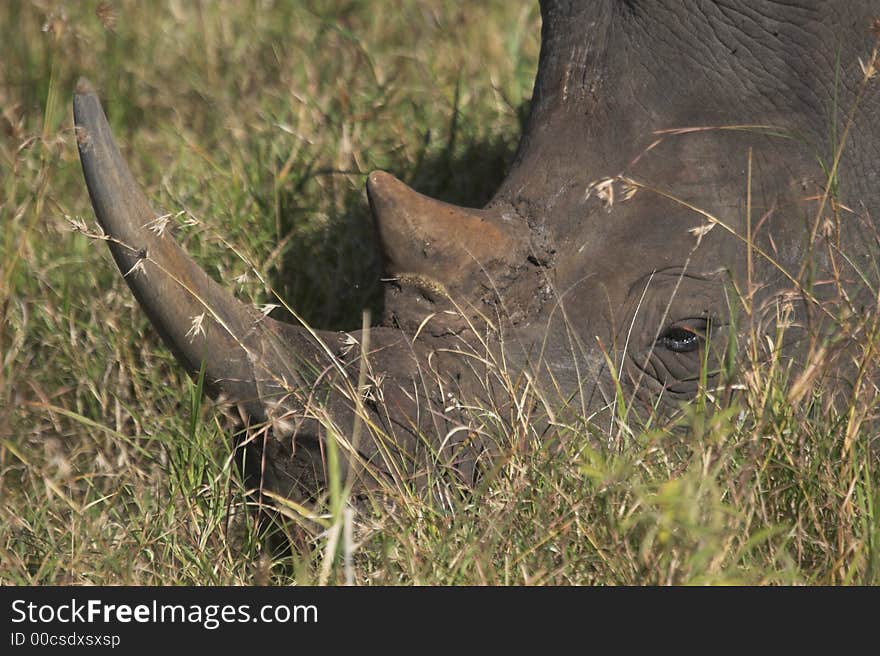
(73, 78), (323, 412)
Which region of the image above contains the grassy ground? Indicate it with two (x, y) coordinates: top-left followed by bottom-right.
(1, 1), (878, 585)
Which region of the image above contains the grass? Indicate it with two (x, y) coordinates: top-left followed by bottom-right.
(1, 1), (878, 585)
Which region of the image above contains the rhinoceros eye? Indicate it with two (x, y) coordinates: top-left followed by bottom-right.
(659, 319), (709, 353)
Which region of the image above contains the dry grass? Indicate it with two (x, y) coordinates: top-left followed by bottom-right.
(1, 1), (878, 585)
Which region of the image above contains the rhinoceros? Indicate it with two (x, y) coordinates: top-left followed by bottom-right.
(74, 1), (880, 504)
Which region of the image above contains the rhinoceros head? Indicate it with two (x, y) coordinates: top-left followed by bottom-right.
(74, 1), (880, 501)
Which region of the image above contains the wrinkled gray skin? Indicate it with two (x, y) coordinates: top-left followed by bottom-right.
(75, 1), (879, 503)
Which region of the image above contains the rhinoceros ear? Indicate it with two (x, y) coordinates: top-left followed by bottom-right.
(366, 171), (532, 301)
